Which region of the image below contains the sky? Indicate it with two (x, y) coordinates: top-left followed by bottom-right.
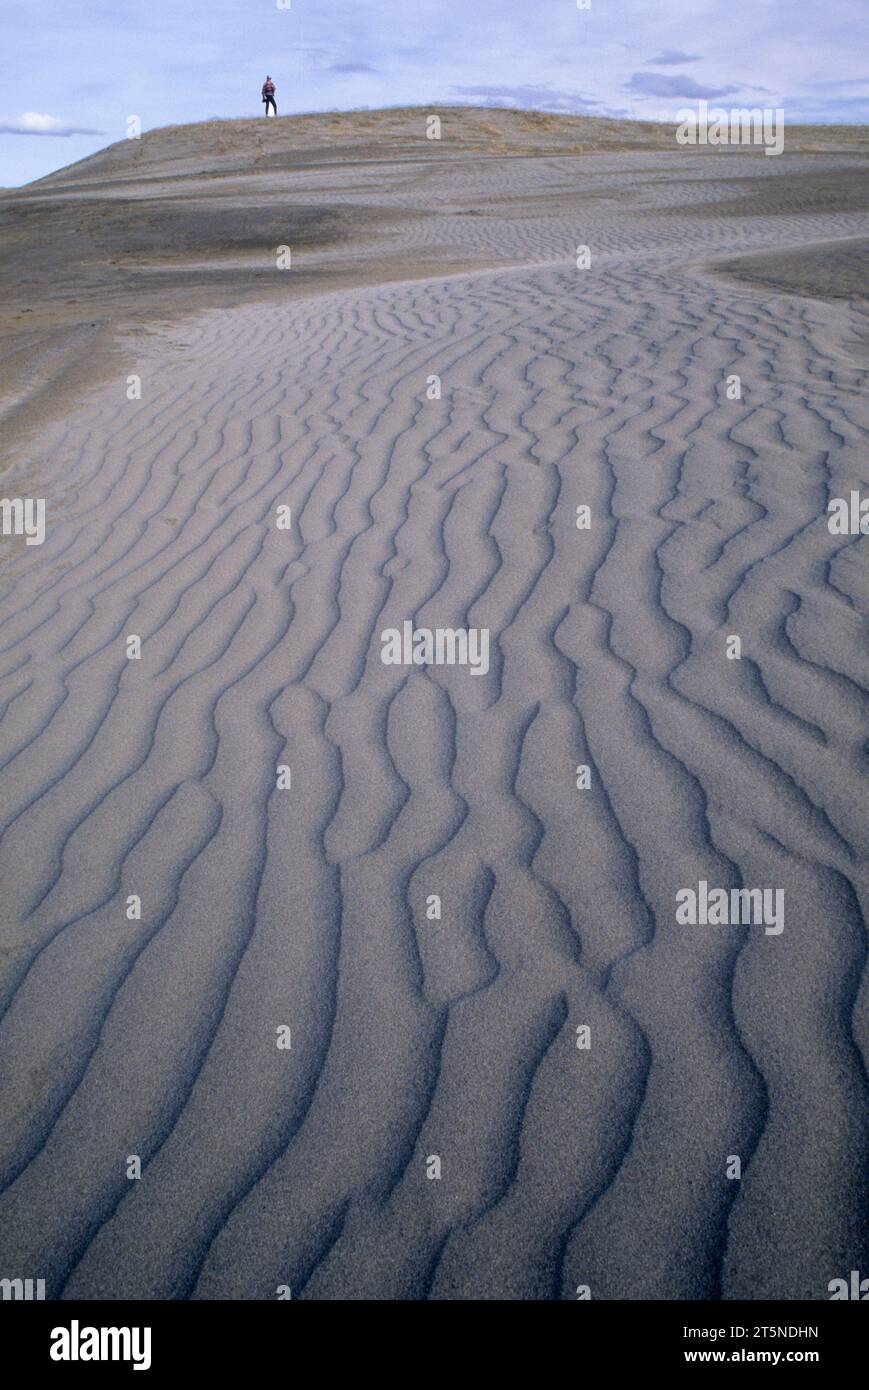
(1, 0), (867, 186)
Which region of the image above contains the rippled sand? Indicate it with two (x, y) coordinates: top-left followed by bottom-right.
(0, 109), (866, 1300)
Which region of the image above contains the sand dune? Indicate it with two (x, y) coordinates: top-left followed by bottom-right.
(0, 111), (867, 1300)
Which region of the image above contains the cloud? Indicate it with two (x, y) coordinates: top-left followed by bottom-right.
(782, 93), (869, 122)
(627, 74), (741, 99)
(805, 77), (869, 90)
(289, 47), (340, 71)
(290, 49), (379, 74)
(644, 50), (702, 67)
(450, 83), (604, 114)
(0, 111), (104, 136)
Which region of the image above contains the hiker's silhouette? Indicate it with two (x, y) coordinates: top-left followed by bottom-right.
(262, 76), (277, 116)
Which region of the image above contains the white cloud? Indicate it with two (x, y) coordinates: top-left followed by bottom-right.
(450, 83), (606, 114)
(644, 50), (703, 66)
(0, 111), (104, 137)
(628, 74), (741, 99)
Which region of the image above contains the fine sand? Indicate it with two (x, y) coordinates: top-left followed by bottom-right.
(0, 109), (867, 1300)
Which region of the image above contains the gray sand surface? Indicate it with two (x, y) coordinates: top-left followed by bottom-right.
(0, 109), (866, 1300)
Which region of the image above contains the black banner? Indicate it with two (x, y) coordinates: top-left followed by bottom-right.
(2, 1299), (864, 1376)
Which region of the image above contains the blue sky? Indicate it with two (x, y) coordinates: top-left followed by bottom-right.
(1, 0), (867, 186)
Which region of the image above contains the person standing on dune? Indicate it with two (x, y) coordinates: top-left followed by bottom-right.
(262, 76), (277, 116)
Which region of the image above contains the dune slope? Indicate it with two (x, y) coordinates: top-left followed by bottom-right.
(0, 114), (867, 1300)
